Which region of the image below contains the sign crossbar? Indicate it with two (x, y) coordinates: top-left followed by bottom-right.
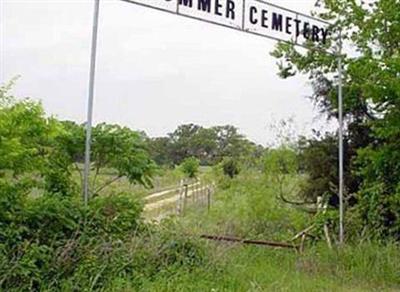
(119, 0), (333, 53)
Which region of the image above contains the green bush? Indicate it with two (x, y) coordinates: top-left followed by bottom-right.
(221, 157), (240, 179)
(152, 228), (206, 270)
(0, 192), (145, 290)
(180, 157), (200, 179)
(86, 193), (143, 239)
(263, 147), (298, 178)
(0, 190), (212, 291)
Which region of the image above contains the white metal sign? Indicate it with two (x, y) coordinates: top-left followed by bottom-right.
(123, 0), (332, 47)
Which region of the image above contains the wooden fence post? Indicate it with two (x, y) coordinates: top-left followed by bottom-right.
(176, 179), (184, 215)
(318, 196), (332, 249)
(207, 186), (211, 211)
(183, 184), (188, 215)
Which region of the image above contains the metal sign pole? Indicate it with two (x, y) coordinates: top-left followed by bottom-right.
(83, 0), (100, 207)
(338, 29), (344, 244)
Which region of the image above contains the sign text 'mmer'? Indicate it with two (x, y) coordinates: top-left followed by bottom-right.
(129, 0), (331, 46)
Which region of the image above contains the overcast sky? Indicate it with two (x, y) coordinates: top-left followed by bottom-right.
(1, 0), (334, 145)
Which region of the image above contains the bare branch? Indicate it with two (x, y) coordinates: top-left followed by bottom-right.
(74, 162), (83, 187)
(94, 175), (123, 195)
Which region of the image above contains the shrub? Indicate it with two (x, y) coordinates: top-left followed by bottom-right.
(0, 192), (145, 291)
(153, 229), (206, 270)
(86, 193), (143, 239)
(180, 157), (200, 179)
(221, 157), (240, 178)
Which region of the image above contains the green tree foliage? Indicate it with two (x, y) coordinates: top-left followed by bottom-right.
(264, 148), (298, 176)
(90, 123), (156, 192)
(147, 136), (173, 166)
(297, 134), (338, 203)
(147, 123), (262, 167)
(0, 80), (75, 197)
(221, 157), (240, 179)
(263, 148), (299, 204)
(180, 157), (200, 179)
(0, 80), (157, 255)
(175, 124), (218, 165)
(0, 82), (207, 290)
(271, 0), (400, 238)
(59, 122), (156, 196)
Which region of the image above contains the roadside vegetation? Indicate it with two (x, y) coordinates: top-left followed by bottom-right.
(169, 171), (399, 291)
(1, 0), (400, 291)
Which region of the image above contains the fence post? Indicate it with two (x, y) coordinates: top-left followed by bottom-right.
(183, 183), (188, 215)
(199, 180), (202, 202)
(203, 180), (209, 206)
(176, 179), (183, 215)
(202, 182), (205, 206)
(207, 186), (211, 211)
(192, 180), (196, 203)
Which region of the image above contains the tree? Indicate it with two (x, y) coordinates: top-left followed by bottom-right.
(263, 148), (300, 205)
(0, 80), (74, 196)
(148, 124), (262, 167)
(147, 137), (174, 166)
(167, 124), (218, 165)
(61, 122), (157, 196)
(180, 157), (200, 179)
(271, 0), (400, 238)
(221, 157), (240, 179)
(213, 125), (248, 160)
(168, 124), (201, 165)
(0, 81), (157, 198)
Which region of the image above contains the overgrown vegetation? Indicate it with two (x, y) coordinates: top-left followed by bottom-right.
(168, 171), (400, 291)
(0, 82), (201, 290)
(221, 157), (240, 179)
(272, 0), (400, 240)
(180, 157), (200, 179)
(0, 192), (209, 290)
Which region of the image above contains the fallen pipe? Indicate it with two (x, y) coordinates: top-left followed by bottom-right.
(200, 234), (299, 250)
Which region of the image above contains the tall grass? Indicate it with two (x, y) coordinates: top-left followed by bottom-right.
(152, 170), (400, 291)
(141, 242), (400, 291)
(3, 169), (399, 291)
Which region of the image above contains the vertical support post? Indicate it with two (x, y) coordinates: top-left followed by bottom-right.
(83, 0), (100, 207)
(183, 184), (188, 215)
(203, 182), (206, 206)
(193, 181), (195, 203)
(177, 179), (184, 215)
(207, 187), (211, 211)
(241, 0), (246, 30)
(338, 30), (344, 245)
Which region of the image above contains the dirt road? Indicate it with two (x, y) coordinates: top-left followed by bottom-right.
(143, 182), (209, 220)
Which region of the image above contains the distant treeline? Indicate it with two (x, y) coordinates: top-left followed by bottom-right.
(144, 124), (264, 167)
